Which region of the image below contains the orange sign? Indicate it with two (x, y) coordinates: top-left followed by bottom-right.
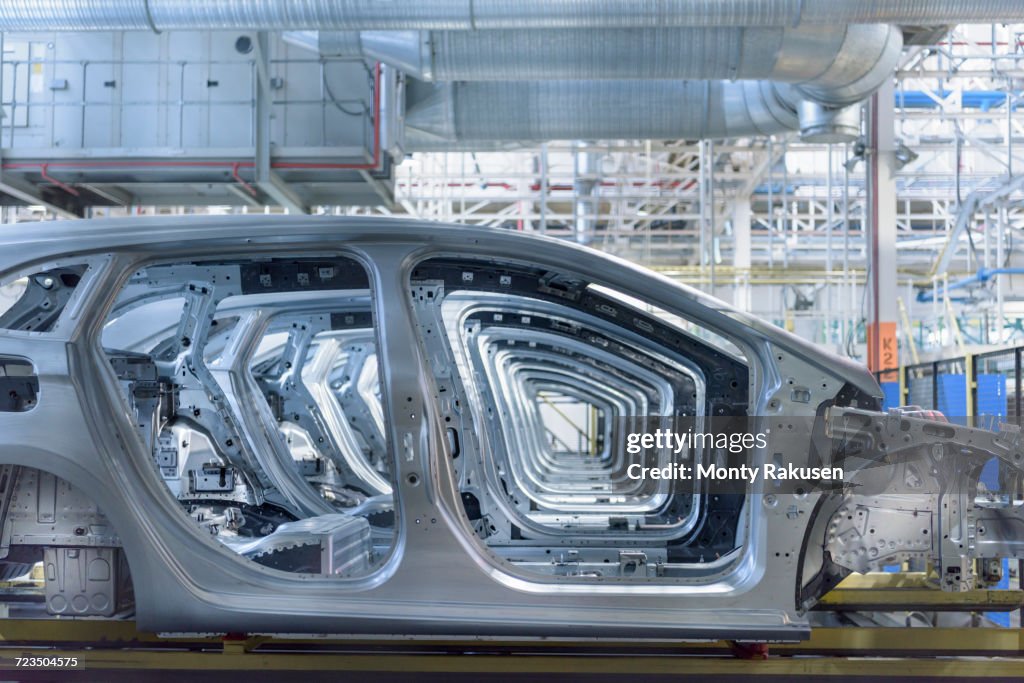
(866, 321), (898, 381)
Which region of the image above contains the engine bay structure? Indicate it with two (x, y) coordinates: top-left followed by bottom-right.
(0, 216), (1020, 639)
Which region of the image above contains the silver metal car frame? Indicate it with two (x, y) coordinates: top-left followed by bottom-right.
(0, 215), (1015, 640)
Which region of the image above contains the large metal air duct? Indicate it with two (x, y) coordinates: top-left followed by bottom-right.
(0, 0), (1021, 31)
(404, 80), (806, 148)
(0, 0), (949, 147)
(301, 24), (900, 107)
(335, 22), (901, 147)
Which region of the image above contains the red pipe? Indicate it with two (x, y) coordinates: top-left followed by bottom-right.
(231, 161), (259, 197)
(869, 91), (881, 373)
(39, 163), (80, 196)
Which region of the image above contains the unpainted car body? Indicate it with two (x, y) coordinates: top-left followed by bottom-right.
(0, 216), (1017, 639)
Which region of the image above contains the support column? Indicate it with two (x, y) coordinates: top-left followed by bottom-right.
(254, 32), (307, 214)
(866, 79), (899, 380)
(573, 142), (599, 245)
(731, 198), (752, 312)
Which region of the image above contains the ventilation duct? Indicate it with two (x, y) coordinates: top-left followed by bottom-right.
(330, 23), (899, 147)
(0, 0), (1020, 31)
(0, 0), (950, 147)
(294, 24), (899, 108)
(797, 101), (862, 143)
(404, 80), (810, 148)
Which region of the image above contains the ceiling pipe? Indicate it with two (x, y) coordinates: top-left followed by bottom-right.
(305, 24), (900, 148)
(0, 0), (1021, 31)
(405, 80), (805, 148)
(0, 0), (932, 148)
(289, 24), (900, 108)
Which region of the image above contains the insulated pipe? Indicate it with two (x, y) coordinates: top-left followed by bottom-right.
(573, 143), (600, 246)
(404, 80), (803, 148)
(314, 24), (900, 107)
(0, 0), (1022, 31)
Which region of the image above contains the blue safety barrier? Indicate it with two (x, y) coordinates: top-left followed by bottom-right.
(880, 381), (900, 411)
(976, 373), (1006, 492)
(907, 374), (934, 409)
(937, 374), (968, 425)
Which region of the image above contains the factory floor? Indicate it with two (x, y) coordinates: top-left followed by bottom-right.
(0, 618), (1021, 681)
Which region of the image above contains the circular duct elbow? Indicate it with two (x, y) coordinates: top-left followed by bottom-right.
(797, 100), (862, 143)
(734, 82), (800, 137)
(792, 24), (904, 107)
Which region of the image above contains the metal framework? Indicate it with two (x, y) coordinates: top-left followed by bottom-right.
(386, 24), (1024, 362)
